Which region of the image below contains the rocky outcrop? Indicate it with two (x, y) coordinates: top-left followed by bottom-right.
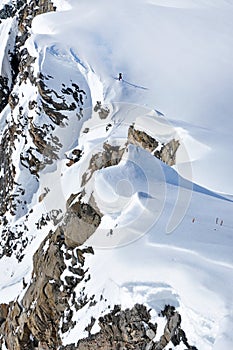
(154, 305), (198, 350)
(59, 304), (198, 350)
(18, 74), (87, 175)
(0, 224), (96, 349)
(66, 149), (83, 167)
(64, 193), (102, 248)
(0, 12), (87, 221)
(0, 1), (26, 21)
(0, 178), (102, 349)
(82, 142), (125, 186)
(128, 125), (180, 166)
(0, 122), (17, 218)
(93, 101), (110, 119)
(0, 77), (10, 112)
(128, 125), (159, 152)
(81, 125), (180, 189)
(18, 48), (36, 85)
(76, 304), (153, 350)
(0, 0), (56, 216)
(0, 304), (9, 326)
(37, 74), (86, 126)
(156, 139), (180, 166)
(17, 0), (55, 47)
(0, 0), (55, 105)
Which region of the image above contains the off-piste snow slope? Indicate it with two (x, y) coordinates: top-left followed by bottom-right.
(0, 0), (233, 349)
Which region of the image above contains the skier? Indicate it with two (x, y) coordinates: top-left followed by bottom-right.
(118, 72), (123, 81)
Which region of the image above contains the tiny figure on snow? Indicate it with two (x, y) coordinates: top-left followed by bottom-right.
(118, 72), (123, 81)
(107, 229), (113, 237)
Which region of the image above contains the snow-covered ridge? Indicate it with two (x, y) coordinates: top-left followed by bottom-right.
(0, 0), (233, 349)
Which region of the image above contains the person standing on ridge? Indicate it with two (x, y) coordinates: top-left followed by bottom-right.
(118, 73), (123, 81)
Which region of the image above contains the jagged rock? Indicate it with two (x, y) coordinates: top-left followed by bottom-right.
(93, 101), (110, 119)
(159, 139), (180, 166)
(0, 122), (17, 217)
(18, 48), (36, 85)
(0, 76), (10, 113)
(0, 0), (60, 220)
(60, 304), (198, 350)
(38, 187), (50, 202)
(0, 225), (95, 349)
(128, 125), (180, 166)
(36, 74), (86, 126)
(0, 304), (9, 326)
(0, 186), (100, 348)
(8, 92), (19, 110)
(41, 101), (68, 125)
(28, 121), (60, 159)
(66, 149), (82, 167)
(128, 125), (159, 152)
(38, 76), (76, 111)
(64, 196), (102, 248)
(82, 142), (125, 186)
(81, 127), (179, 189)
(17, 0), (55, 46)
(0, 1), (25, 21)
(0, 4), (15, 20)
(153, 305), (197, 350)
(76, 304), (154, 350)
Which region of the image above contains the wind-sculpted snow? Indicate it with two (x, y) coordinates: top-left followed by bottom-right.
(0, 0), (233, 349)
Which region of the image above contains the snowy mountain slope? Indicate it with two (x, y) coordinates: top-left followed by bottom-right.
(32, 0), (233, 194)
(0, 0), (233, 349)
(59, 146), (233, 349)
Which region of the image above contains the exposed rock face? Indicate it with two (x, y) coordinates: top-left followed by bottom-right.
(37, 74), (85, 126)
(81, 125), (180, 193)
(0, 304), (9, 327)
(0, 160), (101, 348)
(0, 0), (55, 107)
(0, 0), (56, 219)
(64, 194), (102, 248)
(0, 222), (96, 349)
(93, 101), (110, 119)
(82, 142), (125, 186)
(128, 125), (159, 152)
(59, 304), (198, 350)
(0, 123), (16, 218)
(76, 304), (153, 350)
(0, 1), (26, 21)
(17, 0), (55, 47)
(66, 149), (83, 167)
(128, 125), (180, 166)
(157, 139), (180, 166)
(0, 77), (10, 112)
(18, 48), (36, 85)
(0, 0), (87, 223)
(1, 229), (66, 349)
(154, 305), (198, 350)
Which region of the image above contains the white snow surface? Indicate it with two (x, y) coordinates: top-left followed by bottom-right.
(0, 0), (233, 349)
(31, 0), (233, 193)
(0, 17), (17, 84)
